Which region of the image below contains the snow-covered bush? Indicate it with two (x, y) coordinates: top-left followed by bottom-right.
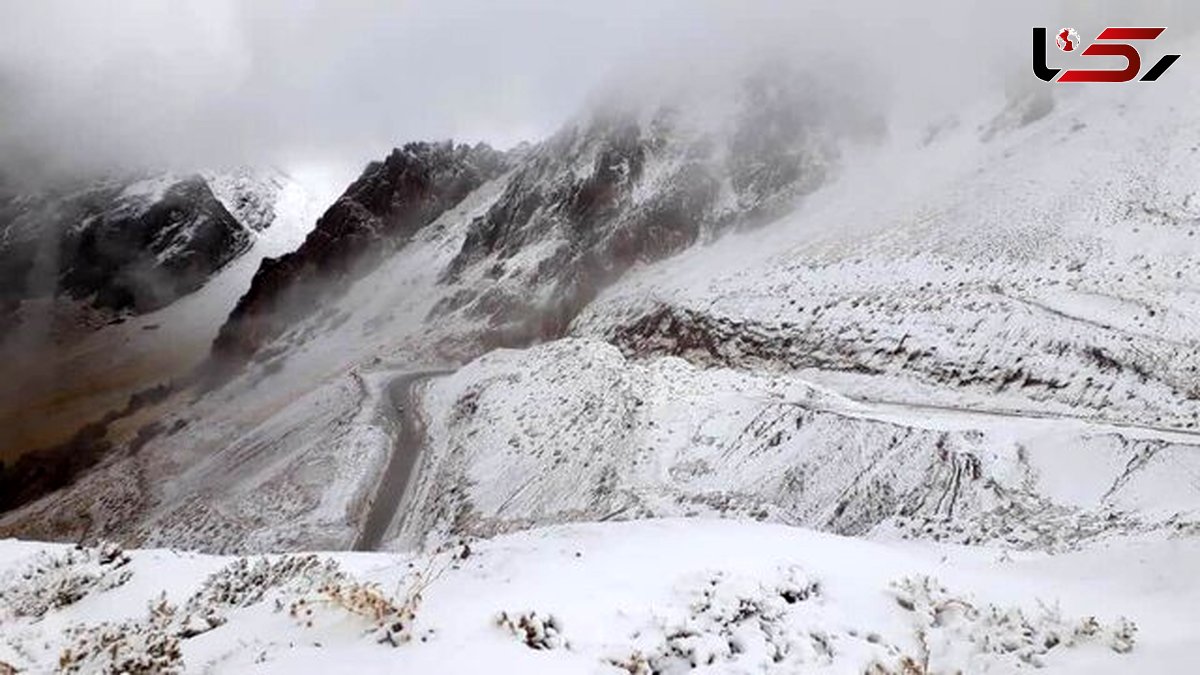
(52, 552), (433, 672)
(193, 553), (423, 645)
(610, 566), (836, 673)
(0, 542), (132, 619)
(497, 611), (567, 650)
(291, 577), (419, 646)
(291, 551), (450, 646)
(58, 594), (182, 674)
(185, 554), (343, 611)
(890, 575), (1137, 671)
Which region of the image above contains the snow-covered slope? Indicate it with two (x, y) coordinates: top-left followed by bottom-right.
(391, 71), (1198, 556)
(0, 169), (321, 505)
(3, 519), (1190, 674)
(213, 143), (509, 363)
(572, 81), (1200, 431)
(2, 51), (1199, 611)
(0, 40), (1199, 675)
(0, 173), (509, 548)
(398, 339), (1200, 553)
(0, 173), (247, 322)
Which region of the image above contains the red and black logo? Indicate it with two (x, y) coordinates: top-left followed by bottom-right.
(1033, 27), (1180, 82)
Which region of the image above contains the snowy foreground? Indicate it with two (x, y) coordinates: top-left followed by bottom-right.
(2, 519), (1196, 673)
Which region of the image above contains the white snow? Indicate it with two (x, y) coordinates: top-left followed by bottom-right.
(398, 338), (1200, 553)
(1, 519), (1194, 673)
(3, 38), (1200, 675)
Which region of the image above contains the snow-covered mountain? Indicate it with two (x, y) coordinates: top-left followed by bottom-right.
(1, 52), (1200, 673)
(0, 168), (320, 509)
(0, 169), (314, 331)
(213, 142), (509, 364)
(3, 60), (1198, 549)
(213, 66), (880, 367)
(0, 173), (247, 324)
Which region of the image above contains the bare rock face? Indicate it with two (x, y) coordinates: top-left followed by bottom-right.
(0, 175), (250, 323)
(211, 142), (508, 362)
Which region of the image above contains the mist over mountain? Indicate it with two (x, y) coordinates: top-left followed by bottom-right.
(0, 1), (1123, 182)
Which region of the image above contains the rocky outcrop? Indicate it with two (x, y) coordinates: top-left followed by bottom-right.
(211, 142), (507, 362)
(0, 175), (251, 321)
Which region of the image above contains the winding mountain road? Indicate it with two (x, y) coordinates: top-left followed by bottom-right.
(353, 368), (452, 552)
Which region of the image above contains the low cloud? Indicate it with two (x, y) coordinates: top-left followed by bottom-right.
(1, 0), (1196, 185)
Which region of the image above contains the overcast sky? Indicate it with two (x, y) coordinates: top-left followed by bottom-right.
(1, 0), (1194, 191)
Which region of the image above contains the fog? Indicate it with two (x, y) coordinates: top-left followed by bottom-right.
(1, 0), (1197, 189)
